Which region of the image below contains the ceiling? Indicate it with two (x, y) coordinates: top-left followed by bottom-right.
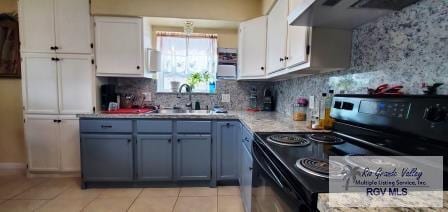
(144, 17), (239, 29)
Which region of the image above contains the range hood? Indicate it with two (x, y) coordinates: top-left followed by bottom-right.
(288, 0), (420, 29)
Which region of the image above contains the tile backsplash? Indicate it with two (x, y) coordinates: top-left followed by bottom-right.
(109, 78), (272, 111)
(273, 0), (448, 115)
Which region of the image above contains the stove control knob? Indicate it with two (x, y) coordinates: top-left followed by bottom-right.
(423, 105), (447, 123)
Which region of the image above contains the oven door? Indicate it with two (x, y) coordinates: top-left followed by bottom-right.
(252, 141), (309, 212)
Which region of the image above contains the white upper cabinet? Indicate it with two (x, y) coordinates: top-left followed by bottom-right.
(22, 54), (59, 114)
(19, 0), (92, 54)
(286, 25), (309, 68)
(58, 54), (94, 114)
(238, 16), (267, 79)
(266, 0), (288, 74)
(22, 53), (94, 115)
(94, 17), (144, 77)
(19, 0), (55, 53)
(54, 0), (92, 54)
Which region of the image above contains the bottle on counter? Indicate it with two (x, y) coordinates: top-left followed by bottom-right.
(319, 93), (327, 128)
(293, 97), (308, 121)
(324, 90), (335, 129)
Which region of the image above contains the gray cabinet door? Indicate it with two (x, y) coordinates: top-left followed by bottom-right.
(240, 144), (253, 212)
(81, 134), (133, 181)
(176, 134), (211, 181)
(136, 135), (173, 181)
(216, 121), (241, 181)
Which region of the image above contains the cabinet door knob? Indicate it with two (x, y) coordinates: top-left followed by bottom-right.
(249, 167), (253, 170)
(128, 139), (131, 143)
(168, 138), (172, 143)
(54, 46), (59, 50)
(137, 66), (140, 70)
(279, 58), (284, 62)
(177, 139), (181, 142)
(226, 123), (230, 127)
(284, 56), (289, 60)
(261, 67), (264, 70)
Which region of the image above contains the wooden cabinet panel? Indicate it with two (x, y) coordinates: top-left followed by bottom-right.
(25, 115), (60, 171)
(22, 53), (59, 114)
(19, 0), (55, 53)
(60, 116), (80, 172)
(176, 134), (211, 181)
(216, 121), (241, 181)
(94, 17), (143, 76)
(137, 135), (173, 181)
(266, 0), (288, 74)
(238, 16), (267, 79)
(54, 0), (92, 54)
(58, 54), (93, 114)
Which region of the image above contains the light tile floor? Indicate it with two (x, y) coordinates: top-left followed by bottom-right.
(0, 175), (244, 212)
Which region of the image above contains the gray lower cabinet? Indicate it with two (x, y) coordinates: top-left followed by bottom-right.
(240, 143), (253, 212)
(136, 135), (173, 181)
(216, 121), (241, 181)
(176, 134), (212, 180)
(81, 134), (133, 181)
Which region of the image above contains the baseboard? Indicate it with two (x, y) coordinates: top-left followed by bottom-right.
(0, 162), (27, 175)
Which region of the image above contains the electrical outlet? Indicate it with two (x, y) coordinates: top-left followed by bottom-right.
(143, 92), (151, 101)
(222, 94), (230, 103)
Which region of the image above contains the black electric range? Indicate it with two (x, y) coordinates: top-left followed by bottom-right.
(252, 95), (448, 211)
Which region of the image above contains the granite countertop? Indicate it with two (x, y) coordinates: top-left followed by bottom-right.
(317, 192), (448, 211)
(78, 111), (324, 133)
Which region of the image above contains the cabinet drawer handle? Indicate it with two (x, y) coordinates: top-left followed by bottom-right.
(101, 125), (112, 128)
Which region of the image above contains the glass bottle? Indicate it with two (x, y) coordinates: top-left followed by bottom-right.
(319, 93), (327, 127)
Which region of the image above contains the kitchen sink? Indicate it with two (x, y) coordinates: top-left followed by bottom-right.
(148, 109), (211, 114)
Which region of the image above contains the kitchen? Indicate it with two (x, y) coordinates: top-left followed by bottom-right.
(0, 0), (447, 211)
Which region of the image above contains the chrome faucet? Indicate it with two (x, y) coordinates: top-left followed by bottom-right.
(177, 84), (193, 110)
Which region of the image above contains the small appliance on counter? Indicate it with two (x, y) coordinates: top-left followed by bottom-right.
(262, 88), (274, 111)
(100, 84), (117, 111)
(247, 87), (259, 111)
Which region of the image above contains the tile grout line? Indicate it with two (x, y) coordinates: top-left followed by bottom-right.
(126, 188), (144, 211)
(171, 187), (181, 212)
(8, 178), (49, 200)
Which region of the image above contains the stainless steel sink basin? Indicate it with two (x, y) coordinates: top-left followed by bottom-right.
(149, 109), (211, 114)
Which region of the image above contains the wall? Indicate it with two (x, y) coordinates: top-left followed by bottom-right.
(91, 0), (262, 22)
(0, 0), (26, 163)
(151, 26), (238, 48)
(262, 0), (276, 15)
(273, 0), (448, 115)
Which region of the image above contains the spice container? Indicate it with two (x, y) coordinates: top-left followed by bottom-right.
(292, 97), (308, 121)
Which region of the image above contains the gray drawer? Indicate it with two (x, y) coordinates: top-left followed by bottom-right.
(176, 121), (211, 134)
(242, 125), (253, 152)
(80, 119), (133, 133)
(137, 120), (173, 133)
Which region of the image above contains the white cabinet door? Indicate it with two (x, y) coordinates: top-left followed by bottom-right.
(59, 116), (80, 172)
(54, 0), (92, 54)
(19, 0), (55, 53)
(238, 16), (267, 79)
(266, 0), (288, 74)
(22, 53), (59, 114)
(58, 54), (93, 114)
(25, 115), (60, 171)
(94, 17), (143, 76)
(286, 26), (309, 67)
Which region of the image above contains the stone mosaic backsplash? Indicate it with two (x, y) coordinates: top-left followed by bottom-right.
(273, 0), (448, 115)
(109, 78), (272, 111)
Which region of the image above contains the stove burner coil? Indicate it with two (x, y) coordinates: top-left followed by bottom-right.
(295, 158), (346, 179)
(267, 134), (311, 146)
(307, 134), (345, 144)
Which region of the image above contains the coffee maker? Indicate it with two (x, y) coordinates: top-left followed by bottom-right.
(100, 84), (117, 111)
(262, 88), (274, 111)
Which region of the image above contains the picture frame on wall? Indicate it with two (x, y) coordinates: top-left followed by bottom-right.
(0, 13), (20, 78)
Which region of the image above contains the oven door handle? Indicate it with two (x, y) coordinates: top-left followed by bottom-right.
(253, 143), (289, 191)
